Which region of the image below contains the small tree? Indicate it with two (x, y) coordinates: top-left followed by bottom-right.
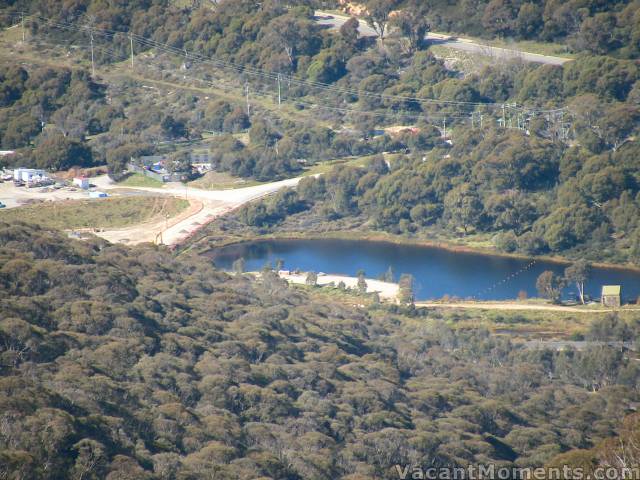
(232, 258), (245, 275)
(275, 259), (284, 272)
(536, 271), (564, 303)
(565, 260), (591, 304)
(398, 273), (415, 304)
(364, 0), (400, 42)
(383, 266), (394, 283)
(391, 1), (430, 53)
(357, 270), (367, 294)
(306, 271), (318, 286)
(339, 17), (360, 46)
(337, 281), (346, 290)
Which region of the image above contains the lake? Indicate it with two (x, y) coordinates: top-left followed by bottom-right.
(209, 238), (640, 301)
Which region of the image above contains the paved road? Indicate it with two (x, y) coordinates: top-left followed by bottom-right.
(315, 11), (571, 66)
(94, 175), (303, 204)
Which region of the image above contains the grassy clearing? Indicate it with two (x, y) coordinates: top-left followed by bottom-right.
(118, 173), (165, 188)
(189, 171), (262, 190)
(471, 36), (575, 58)
(304, 155), (372, 176)
(305, 284), (618, 341)
(402, 306), (640, 341)
(304, 282), (633, 341)
(188, 155), (373, 190)
(0, 196), (189, 230)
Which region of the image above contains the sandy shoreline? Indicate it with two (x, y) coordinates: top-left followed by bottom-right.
(278, 271), (400, 300)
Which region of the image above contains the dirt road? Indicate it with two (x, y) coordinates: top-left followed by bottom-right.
(1, 174), (304, 246)
(92, 198), (206, 244)
(415, 301), (639, 313)
(92, 175), (305, 246)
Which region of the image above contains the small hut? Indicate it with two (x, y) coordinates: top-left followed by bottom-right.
(601, 285), (621, 307)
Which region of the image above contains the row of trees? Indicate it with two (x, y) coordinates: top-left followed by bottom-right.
(364, 0), (640, 58)
(536, 260), (591, 304)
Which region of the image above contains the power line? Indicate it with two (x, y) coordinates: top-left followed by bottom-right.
(3, 11), (568, 115)
(2, 10), (572, 138)
(474, 260), (537, 299)
(4, 17), (493, 126)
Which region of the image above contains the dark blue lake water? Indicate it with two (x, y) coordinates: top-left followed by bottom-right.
(209, 239), (640, 301)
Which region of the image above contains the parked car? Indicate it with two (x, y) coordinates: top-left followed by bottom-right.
(0, 201), (6, 208)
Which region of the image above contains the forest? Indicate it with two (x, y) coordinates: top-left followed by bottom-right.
(2, 221), (640, 479)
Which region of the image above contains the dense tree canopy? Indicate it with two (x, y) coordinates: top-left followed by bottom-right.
(1, 223), (640, 478)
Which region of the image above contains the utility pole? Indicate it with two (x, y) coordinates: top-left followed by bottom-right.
(277, 74), (281, 107)
(502, 104), (506, 129)
(21, 12), (25, 42)
(442, 118), (446, 139)
(89, 28), (95, 77)
(129, 32), (134, 70)
(245, 82), (251, 118)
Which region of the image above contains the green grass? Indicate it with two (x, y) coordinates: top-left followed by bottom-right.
(303, 155), (371, 176)
(0, 196), (189, 230)
(189, 171), (262, 190)
(118, 173), (165, 188)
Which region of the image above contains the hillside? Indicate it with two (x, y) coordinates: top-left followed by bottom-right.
(1, 2), (640, 478)
(1, 222), (640, 478)
(1, 0), (638, 265)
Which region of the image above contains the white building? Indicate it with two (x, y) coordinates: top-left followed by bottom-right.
(73, 177), (90, 189)
(13, 168), (47, 183)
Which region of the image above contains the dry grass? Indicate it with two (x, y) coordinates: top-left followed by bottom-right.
(0, 196), (189, 230)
